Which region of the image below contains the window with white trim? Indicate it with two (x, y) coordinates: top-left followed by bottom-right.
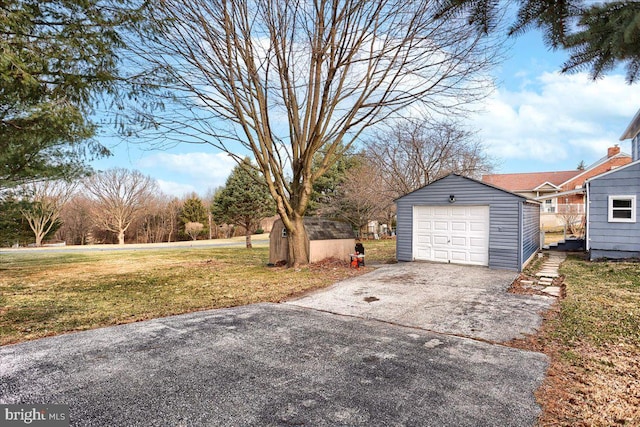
(543, 198), (556, 213)
(608, 195), (636, 223)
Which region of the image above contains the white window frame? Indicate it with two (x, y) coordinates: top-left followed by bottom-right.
(542, 198), (556, 213)
(608, 195), (636, 223)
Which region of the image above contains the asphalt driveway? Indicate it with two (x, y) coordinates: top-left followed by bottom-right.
(1, 263), (554, 426)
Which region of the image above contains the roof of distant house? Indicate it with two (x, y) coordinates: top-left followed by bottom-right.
(482, 170), (581, 192)
(483, 146), (632, 192)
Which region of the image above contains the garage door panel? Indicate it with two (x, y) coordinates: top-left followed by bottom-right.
(433, 250), (449, 261)
(413, 205), (489, 266)
(433, 209), (449, 217)
(416, 220), (431, 230)
(469, 237), (484, 248)
(434, 221), (449, 231)
(451, 221), (467, 231)
(416, 248), (431, 259)
(450, 236), (467, 247)
(433, 235), (449, 245)
(469, 222), (486, 232)
(450, 251), (468, 262)
(469, 252), (486, 263)
(416, 233), (432, 242)
(469, 206), (486, 214)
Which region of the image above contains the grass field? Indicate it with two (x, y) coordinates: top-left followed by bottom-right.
(0, 239), (396, 345)
(534, 255), (640, 426)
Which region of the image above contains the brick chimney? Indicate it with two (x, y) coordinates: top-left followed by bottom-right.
(608, 145), (621, 158)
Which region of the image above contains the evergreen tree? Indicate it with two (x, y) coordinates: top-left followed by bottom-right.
(180, 195), (208, 240)
(436, 0), (640, 83)
(308, 147), (361, 216)
(212, 159), (275, 248)
(0, 0), (150, 188)
(0, 194), (34, 247)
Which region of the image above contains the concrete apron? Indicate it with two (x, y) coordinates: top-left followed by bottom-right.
(287, 262), (555, 343)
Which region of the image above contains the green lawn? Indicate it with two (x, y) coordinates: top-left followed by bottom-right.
(0, 240), (396, 345)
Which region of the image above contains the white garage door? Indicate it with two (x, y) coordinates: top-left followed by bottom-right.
(413, 205), (490, 266)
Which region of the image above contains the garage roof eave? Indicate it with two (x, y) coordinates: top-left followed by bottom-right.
(620, 107), (640, 140)
(394, 173), (538, 203)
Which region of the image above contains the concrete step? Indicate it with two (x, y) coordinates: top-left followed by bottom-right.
(536, 272), (558, 278)
(542, 286), (561, 297)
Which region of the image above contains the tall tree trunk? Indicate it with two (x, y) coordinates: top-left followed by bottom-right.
(245, 229), (252, 249)
(118, 229), (125, 245)
(287, 215), (309, 267)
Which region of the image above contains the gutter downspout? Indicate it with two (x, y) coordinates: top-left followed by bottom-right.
(585, 181), (590, 251)
(519, 202), (523, 270)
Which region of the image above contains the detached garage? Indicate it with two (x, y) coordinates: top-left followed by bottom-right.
(396, 174), (540, 271)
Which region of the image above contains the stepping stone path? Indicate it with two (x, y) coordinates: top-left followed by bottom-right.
(535, 252), (565, 297)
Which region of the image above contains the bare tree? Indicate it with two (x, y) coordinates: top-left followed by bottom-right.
(184, 221), (204, 240)
(166, 198), (181, 243)
(367, 117), (494, 197)
(558, 204), (585, 237)
(132, 0), (500, 266)
(56, 194), (93, 245)
(336, 163), (387, 236)
(83, 168), (158, 245)
(135, 194), (178, 243)
(21, 180), (77, 246)
(316, 155), (392, 236)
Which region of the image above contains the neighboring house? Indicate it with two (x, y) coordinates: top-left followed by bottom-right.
(395, 174), (540, 271)
(586, 109), (640, 260)
(483, 146), (631, 230)
(269, 217), (355, 265)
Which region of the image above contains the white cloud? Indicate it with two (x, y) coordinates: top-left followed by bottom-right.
(137, 151), (237, 194)
(138, 152), (236, 179)
(472, 72), (640, 171)
(155, 180), (197, 198)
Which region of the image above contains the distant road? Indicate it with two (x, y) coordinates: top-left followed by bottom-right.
(0, 235), (270, 254)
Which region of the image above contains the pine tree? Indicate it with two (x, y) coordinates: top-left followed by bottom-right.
(436, 0), (640, 83)
(180, 196), (208, 240)
(212, 159), (275, 248)
(0, 0), (149, 188)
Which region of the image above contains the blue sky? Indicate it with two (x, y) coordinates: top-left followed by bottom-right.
(91, 26), (640, 198)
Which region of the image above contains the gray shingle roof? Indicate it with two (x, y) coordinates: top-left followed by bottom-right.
(303, 217), (355, 240)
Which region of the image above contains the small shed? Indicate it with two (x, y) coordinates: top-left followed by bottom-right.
(269, 217), (356, 264)
(395, 174), (540, 271)
(586, 160), (640, 260)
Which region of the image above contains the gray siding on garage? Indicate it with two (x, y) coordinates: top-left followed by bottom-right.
(396, 174), (533, 271)
(521, 201), (541, 265)
(587, 161), (640, 259)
